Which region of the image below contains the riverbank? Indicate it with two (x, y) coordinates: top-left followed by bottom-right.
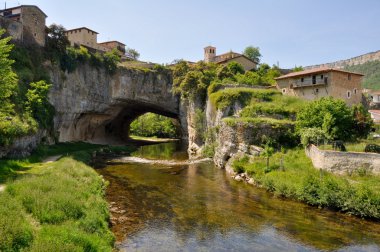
(230, 148), (380, 219)
(0, 142), (136, 251)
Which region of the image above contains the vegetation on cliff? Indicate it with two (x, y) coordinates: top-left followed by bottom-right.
(172, 61), (280, 100)
(46, 24), (122, 74)
(0, 29), (53, 146)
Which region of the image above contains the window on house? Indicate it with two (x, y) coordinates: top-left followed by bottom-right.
(354, 88), (357, 94)
(347, 91), (351, 98)
(324, 77), (328, 85)
(320, 75), (323, 79)
(282, 88), (286, 94)
(301, 78), (304, 83)
(312, 75), (316, 84)
(348, 74), (351, 80)
(315, 88), (319, 94)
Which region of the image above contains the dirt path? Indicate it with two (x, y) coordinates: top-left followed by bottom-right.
(42, 155), (62, 163)
(0, 185), (5, 192)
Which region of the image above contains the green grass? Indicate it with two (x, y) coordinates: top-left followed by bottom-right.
(0, 157), (114, 251)
(319, 138), (380, 152)
(223, 117), (294, 127)
(0, 142), (102, 183)
(233, 148), (380, 219)
(209, 88), (279, 109)
(0, 142), (136, 251)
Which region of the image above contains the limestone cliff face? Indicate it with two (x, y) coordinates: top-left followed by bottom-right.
(305, 50), (380, 70)
(204, 95), (293, 169)
(48, 64), (187, 144)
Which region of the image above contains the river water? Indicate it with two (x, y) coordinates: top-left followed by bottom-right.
(97, 141), (380, 252)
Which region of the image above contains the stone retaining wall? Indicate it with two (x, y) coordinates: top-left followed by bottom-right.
(306, 145), (380, 174)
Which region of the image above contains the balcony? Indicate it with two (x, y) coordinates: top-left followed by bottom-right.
(290, 78), (328, 89)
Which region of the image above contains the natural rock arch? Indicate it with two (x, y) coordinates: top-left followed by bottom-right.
(48, 64), (187, 144)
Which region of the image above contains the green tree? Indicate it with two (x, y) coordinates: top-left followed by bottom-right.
(300, 127), (329, 146)
(0, 29), (18, 114)
(227, 61), (244, 75)
(262, 141), (275, 170)
(45, 24), (70, 62)
(125, 48), (140, 60)
(352, 104), (374, 138)
(25, 81), (54, 128)
(293, 66), (304, 72)
(296, 97), (355, 141)
(130, 113), (178, 138)
(243, 46), (262, 63)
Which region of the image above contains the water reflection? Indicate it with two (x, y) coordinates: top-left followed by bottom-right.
(98, 142), (380, 251)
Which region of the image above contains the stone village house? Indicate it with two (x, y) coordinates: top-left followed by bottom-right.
(275, 68), (363, 106)
(0, 5), (47, 46)
(204, 46), (257, 71)
(65, 27), (126, 56)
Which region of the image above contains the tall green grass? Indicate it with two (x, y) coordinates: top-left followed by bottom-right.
(0, 157), (114, 251)
(233, 148), (380, 219)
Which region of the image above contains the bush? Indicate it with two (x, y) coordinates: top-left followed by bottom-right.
(300, 127), (329, 146)
(364, 144), (380, 154)
(296, 97), (356, 141)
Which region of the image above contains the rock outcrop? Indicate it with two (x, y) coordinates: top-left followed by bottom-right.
(0, 130), (49, 158)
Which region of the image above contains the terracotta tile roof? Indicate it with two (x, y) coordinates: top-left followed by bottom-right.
(275, 67), (364, 80)
(98, 41), (126, 46)
(369, 110), (380, 115)
(65, 27), (99, 34)
(215, 53), (258, 64)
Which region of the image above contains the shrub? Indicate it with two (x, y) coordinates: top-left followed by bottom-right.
(300, 127), (329, 146)
(296, 97), (355, 141)
(364, 144), (380, 154)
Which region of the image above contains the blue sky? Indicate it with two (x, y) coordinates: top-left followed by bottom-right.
(4, 0), (380, 68)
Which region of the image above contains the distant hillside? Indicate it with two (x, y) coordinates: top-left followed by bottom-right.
(304, 50), (380, 90)
(344, 60), (380, 90)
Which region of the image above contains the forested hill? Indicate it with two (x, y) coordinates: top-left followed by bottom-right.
(344, 60), (380, 90)
(304, 49), (380, 90)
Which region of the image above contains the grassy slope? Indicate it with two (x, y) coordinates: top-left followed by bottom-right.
(233, 149), (380, 219)
(345, 60), (380, 89)
(0, 142), (135, 251)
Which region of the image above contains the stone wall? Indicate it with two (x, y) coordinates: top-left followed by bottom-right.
(0, 130), (48, 158)
(0, 16), (22, 41)
(306, 145), (380, 174)
(305, 50), (380, 70)
(21, 6), (46, 46)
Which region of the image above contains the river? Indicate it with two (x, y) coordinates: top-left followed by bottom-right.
(97, 141), (380, 252)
